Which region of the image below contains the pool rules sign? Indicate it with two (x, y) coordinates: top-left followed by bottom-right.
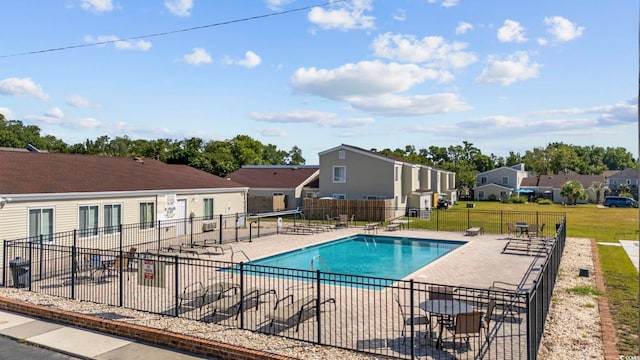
(137, 258), (166, 288)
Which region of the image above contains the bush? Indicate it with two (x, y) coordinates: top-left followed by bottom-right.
(618, 192), (634, 198)
(510, 196), (527, 204)
(537, 198), (553, 205)
(488, 194), (498, 201)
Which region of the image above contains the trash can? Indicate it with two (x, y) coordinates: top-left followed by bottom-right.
(9, 257), (31, 288)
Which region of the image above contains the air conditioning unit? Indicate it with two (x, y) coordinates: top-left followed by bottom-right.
(202, 221), (217, 232)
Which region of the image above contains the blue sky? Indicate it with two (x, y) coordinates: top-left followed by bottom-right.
(0, 0), (637, 163)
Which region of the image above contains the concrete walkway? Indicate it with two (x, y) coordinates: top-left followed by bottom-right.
(0, 310), (211, 360)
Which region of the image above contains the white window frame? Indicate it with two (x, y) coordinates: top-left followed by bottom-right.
(395, 166), (399, 182)
(502, 176), (509, 185)
(203, 198), (214, 220)
(79, 205), (99, 238)
(478, 191), (485, 200)
(28, 207), (54, 243)
(333, 166), (346, 183)
(481, 176), (488, 184)
(104, 203), (122, 235)
(332, 194), (346, 199)
(338, 150), (346, 160)
(140, 202), (155, 229)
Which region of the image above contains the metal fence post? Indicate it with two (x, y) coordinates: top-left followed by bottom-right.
(174, 255), (179, 317)
(316, 269), (322, 345)
(28, 241), (32, 291)
(235, 213), (239, 242)
(39, 234), (43, 280)
(189, 216), (193, 245)
(157, 220), (161, 250)
(218, 214), (223, 244)
(2, 240), (6, 287)
(409, 279), (415, 359)
(239, 263), (245, 330)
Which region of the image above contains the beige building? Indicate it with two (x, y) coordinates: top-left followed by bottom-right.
(318, 144), (456, 216)
(0, 150), (248, 243)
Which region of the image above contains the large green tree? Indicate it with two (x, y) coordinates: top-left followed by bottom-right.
(560, 180), (587, 205)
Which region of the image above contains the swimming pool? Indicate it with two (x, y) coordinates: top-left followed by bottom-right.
(247, 235), (464, 280)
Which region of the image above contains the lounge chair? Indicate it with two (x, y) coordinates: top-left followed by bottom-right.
(207, 287), (276, 319)
(178, 280), (238, 309)
(267, 293), (336, 332)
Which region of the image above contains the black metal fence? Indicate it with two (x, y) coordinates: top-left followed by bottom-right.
(2, 210), (566, 360)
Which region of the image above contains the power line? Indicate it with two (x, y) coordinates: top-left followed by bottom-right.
(0, 0), (345, 59)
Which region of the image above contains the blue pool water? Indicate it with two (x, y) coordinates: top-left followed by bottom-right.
(248, 235), (464, 280)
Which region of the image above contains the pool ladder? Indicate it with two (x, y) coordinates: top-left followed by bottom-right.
(311, 255), (331, 272)
(364, 235), (376, 247)
(231, 249), (251, 263)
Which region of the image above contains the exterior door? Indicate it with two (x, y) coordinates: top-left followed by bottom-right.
(176, 199), (187, 235)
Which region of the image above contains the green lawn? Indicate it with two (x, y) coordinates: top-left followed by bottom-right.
(451, 200), (639, 354)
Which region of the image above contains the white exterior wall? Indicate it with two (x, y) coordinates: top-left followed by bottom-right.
(0, 190), (246, 242)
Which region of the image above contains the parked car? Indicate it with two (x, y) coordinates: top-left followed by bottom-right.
(603, 196), (638, 208)
(437, 199), (450, 210)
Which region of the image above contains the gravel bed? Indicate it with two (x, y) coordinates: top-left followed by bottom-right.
(0, 237), (602, 359)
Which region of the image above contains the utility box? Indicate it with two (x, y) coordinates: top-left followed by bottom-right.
(9, 257), (30, 288)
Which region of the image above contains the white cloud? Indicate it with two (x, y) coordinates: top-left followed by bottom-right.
(291, 61), (450, 100)
(258, 127), (288, 137)
(224, 51), (262, 68)
(265, 0), (295, 10)
(455, 22), (473, 35)
(0, 77), (49, 101)
(45, 107), (64, 118)
(0, 108), (14, 120)
(442, 0), (459, 7)
(537, 38), (548, 46)
(372, 32), (477, 69)
(497, 20), (527, 43)
(543, 16), (584, 42)
(250, 110), (374, 128)
(84, 35), (152, 51)
(80, 0), (113, 13)
(308, 0), (375, 31)
(183, 48), (212, 65)
(348, 93), (472, 116)
(26, 115), (103, 129)
(393, 9), (406, 22)
(476, 52), (541, 85)
(165, 0), (193, 17)
(535, 99), (637, 125)
(66, 95), (100, 108)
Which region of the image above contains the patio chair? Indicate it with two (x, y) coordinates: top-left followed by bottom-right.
(337, 214), (349, 228)
(445, 311), (484, 352)
(482, 299), (497, 343)
(506, 223), (518, 238)
(267, 293), (336, 332)
(394, 294), (433, 344)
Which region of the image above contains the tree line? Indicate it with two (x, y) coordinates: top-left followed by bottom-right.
(1, 115), (636, 186)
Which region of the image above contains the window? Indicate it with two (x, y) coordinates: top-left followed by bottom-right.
(338, 150), (345, 160)
(29, 208), (54, 243)
(502, 177), (509, 185)
(332, 194), (346, 199)
(104, 204), (121, 234)
(478, 191), (485, 200)
(79, 205), (99, 238)
(481, 176), (488, 184)
(140, 202), (155, 229)
(203, 198), (214, 220)
(333, 166), (346, 183)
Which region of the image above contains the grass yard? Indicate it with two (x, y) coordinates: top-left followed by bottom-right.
(449, 200), (639, 354)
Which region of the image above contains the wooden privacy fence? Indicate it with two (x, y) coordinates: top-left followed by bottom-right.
(302, 198), (396, 222)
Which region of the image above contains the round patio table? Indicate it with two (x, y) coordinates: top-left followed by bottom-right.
(420, 299), (475, 349)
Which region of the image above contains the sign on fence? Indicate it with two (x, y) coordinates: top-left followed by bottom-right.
(137, 259), (165, 288)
